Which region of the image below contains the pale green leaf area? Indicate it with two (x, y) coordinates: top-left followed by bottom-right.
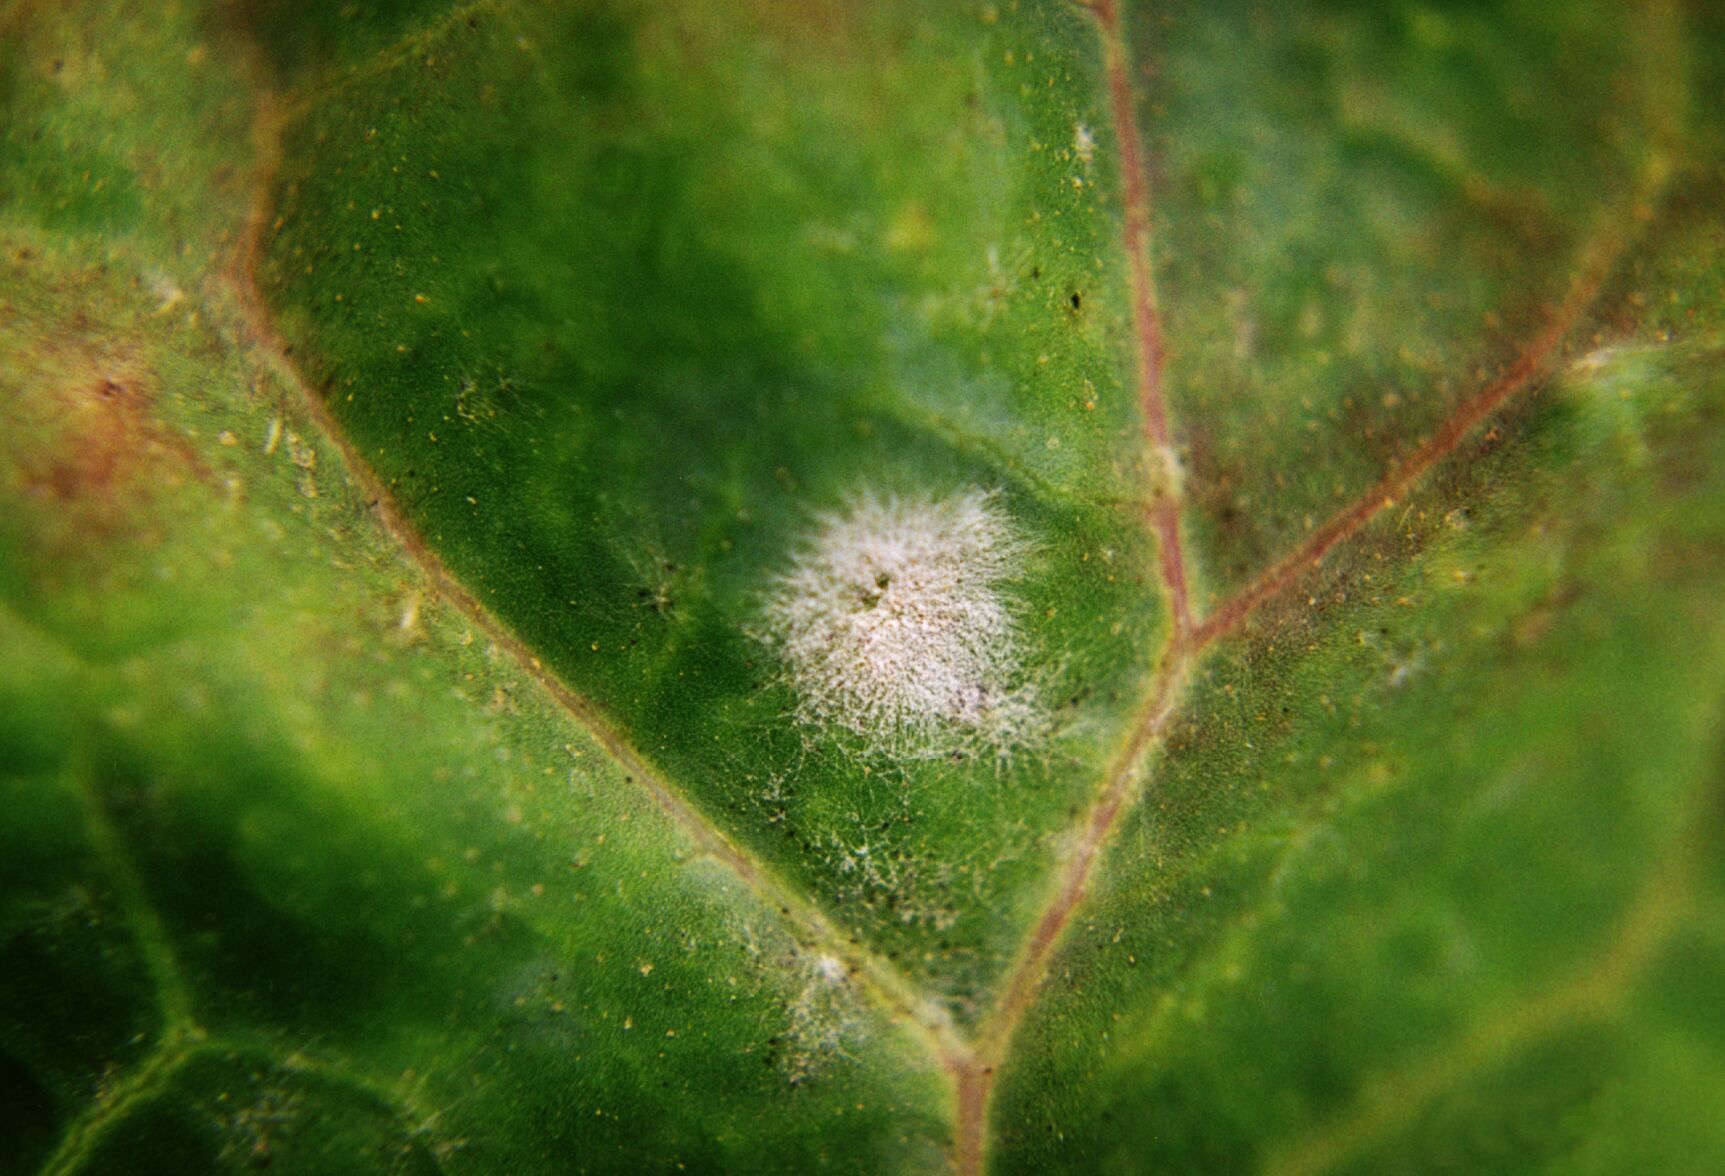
(3, 0), (1724, 1173)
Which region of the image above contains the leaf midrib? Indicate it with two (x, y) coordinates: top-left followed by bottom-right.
(950, 0), (1686, 1168)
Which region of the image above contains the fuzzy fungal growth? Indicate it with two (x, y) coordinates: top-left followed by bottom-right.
(762, 489), (1042, 760)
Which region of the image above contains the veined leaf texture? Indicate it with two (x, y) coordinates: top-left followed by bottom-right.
(4, 1), (1725, 1172)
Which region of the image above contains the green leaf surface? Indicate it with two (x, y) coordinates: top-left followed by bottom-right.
(4, 0), (1725, 1172)
(253, 0), (1164, 1019)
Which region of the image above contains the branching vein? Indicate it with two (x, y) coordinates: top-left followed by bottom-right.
(226, 2), (1688, 1171)
(951, 0), (1683, 1171)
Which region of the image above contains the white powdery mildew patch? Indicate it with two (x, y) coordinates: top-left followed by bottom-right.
(779, 950), (863, 1084)
(762, 489), (1042, 760)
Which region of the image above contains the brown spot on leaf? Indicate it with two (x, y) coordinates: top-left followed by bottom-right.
(13, 354), (209, 545)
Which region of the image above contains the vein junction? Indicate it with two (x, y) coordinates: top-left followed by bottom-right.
(238, 1), (1684, 1170)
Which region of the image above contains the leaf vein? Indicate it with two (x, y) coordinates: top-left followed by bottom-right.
(227, 92), (967, 1076)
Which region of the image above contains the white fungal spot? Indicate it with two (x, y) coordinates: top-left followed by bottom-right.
(1072, 122), (1096, 166)
(148, 273), (185, 315)
(727, 913), (866, 1085)
(761, 489), (1042, 761)
(780, 946), (862, 1084)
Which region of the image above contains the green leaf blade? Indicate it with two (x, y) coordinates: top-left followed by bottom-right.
(254, 0), (1167, 1015)
(990, 328), (1725, 1171)
(7, 0), (1725, 1170)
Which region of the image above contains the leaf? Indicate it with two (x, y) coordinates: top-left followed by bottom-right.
(3, 0), (1724, 1173)
(254, 0), (1163, 1022)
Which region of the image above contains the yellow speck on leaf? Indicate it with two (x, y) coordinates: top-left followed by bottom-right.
(884, 202), (934, 254)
